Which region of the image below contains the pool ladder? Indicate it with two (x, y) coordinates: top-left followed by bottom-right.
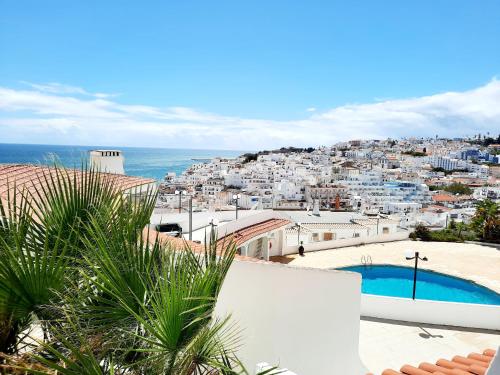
(361, 255), (372, 268)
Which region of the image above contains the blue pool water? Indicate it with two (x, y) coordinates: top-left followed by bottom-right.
(338, 265), (500, 305)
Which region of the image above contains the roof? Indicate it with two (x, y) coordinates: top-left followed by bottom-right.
(431, 193), (461, 202)
(372, 348), (496, 375)
(145, 228), (268, 263)
(218, 218), (291, 247)
(145, 228), (204, 252)
(422, 205), (453, 213)
(0, 164), (155, 201)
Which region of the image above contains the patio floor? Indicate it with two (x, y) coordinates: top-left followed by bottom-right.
(359, 317), (500, 375)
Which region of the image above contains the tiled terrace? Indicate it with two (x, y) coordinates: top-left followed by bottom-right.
(360, 318), (499, 374)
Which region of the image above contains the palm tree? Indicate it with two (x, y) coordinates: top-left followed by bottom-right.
(471, 199), (500, 242)
(456, 222), (466, 239)
(0, 165), (125, 354)
(0, 165), (249, 374)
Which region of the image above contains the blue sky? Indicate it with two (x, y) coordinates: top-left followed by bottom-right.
(1, 1), (499, 149)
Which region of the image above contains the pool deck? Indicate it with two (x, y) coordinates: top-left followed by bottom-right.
(271, 240), (500, 374)
(277, 240), (500, 293)
(359, 317), (500, 375)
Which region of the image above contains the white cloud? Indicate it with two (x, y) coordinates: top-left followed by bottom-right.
(306, 107), (317, 112)
(1, 80), (500, 150)
(20, 81), (119, 99)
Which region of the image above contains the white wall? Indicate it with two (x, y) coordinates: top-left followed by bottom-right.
(215, 260), (366, 375)
(285, 228), (370, 247)
(360, 294), (500, 330)
(282, 231), (409, 255)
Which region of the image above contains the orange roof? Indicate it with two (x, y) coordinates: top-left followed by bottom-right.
(0, 164), (155, 201)
(431, 194), (460, 202)
(218, 218), (291, 247)
(145, 228), (268, 263)
(422, 205), (453, 212)
(374, 348), (496, 375)
(145, 228), (203, 252)
(432, 193), (474, 202)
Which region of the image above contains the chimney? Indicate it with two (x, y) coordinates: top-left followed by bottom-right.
(335, 194), (341, 210)
(89, 150), (125, 175)
(312, 198), (320, 216)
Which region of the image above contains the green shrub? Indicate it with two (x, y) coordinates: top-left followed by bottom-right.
(411, 224), (431, 241)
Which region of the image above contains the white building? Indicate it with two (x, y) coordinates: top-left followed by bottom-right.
(201, 178), (224, 196)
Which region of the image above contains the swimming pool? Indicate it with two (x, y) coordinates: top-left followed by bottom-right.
(338, 265), (500, 305)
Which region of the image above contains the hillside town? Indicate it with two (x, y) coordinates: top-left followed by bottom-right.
(158, 136), (500, 234)
(3, 2), (500, 374)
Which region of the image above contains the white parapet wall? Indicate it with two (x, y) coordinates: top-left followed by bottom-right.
(282, 231), (409, 255)
(360, 294), (500, 330)
(215, 260), (367, 375)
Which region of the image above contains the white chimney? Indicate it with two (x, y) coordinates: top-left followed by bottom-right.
(89, 150), (125, 175)
(312, 198), (320, 216)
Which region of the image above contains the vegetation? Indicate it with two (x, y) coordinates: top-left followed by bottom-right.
(410, 222), (476, 243)
(430, 167), (468, 176)
(409, 224), (432, 241)
(242, 146), (315, 164)
(469, 133), (500, 147)
(410, 201), (500, 243)
(470, 199), (500, 243)
(0, 166), (261, 374)
(444, 182), (472, 195)
(402, 151), (426, 157)
(427, 182), (472, 195)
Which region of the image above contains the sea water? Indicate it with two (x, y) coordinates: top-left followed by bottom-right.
(0, 143), (244, 181)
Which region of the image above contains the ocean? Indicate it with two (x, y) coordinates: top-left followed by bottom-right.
(0, 143), (244, 181)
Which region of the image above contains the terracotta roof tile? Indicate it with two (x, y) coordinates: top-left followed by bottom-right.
(146, 228), (272, 264)
(377, 348), (496, 375)
(431, 193), (472, 202)
(0, 163), (155, 201)
(218, 218), (291, 247)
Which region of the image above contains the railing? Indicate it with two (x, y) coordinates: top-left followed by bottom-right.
(361, 255), (372, 268)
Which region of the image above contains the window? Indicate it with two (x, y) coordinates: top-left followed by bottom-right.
(323, 232), (334, 241)
(312, 233), (320, 242)
(383, 227), (389, 234)
(353, 233), (360, 238)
